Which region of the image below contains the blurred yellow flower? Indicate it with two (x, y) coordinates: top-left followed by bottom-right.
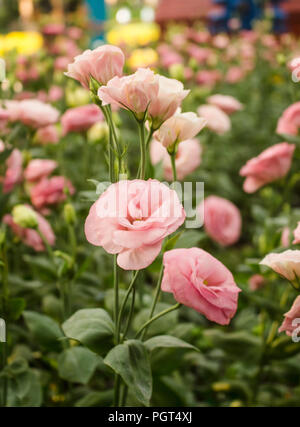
(0, 32), (43, 55)
(128, 48), (158, 69)
(107, 23), (160, 47)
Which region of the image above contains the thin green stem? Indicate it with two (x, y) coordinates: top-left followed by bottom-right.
(140, 263), (164, 341)
(135, 303), (181, 339)
(170, 152), (177, 182)
(113, 254), (119, 344)
(116, 271), (139, 343)
(122, 286), (136, 342)
(113, 373), (121, 407)
(138, 122), (146, 179)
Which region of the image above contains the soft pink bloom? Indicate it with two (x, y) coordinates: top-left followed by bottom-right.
(197, 105), (231, 135)
(239, 143), (295, 193)
(150, 139), (202, 180)
(98, 68), (159, 119)
(161, 51), (183, 68)
(260, 250), (300, 282)
(55, 56), (71, 71)
(293, 222), (300, 245)
(30, 176), (75, 210)
(24, 159), (57, 182)
(18, 100), (59, 128)
(213, 34), (230, 49)
(225, 67), (245, 84)
(155, 112), (206, 148)
(198, 196), (242, 246)
(67, 27), (83, 40)
(3, 207), (55, 252)
(248, 274), (265, 291)
(281, 226), (291, 247)
(35, 125), (60, 145)
(61, 104), (103, 135)
(187, 45), (211, 64)
(2, 149), (23, 193)
(65, 45), (125, 89)
(147, 75), (189, 129)
(48, 86), (64, 102)
(278, 296), (300, 336)
(288, 57), (300, 82)
(276, 102), (300, 136)
(3, 100), (21, 122)
(207, 95), (243, 115)
(85, 179), (186, 270)
(42, 23), (65, 36)
(0, 108), (10, 125)
(161, 248), (241, 325)
(196, 70), (221, 87)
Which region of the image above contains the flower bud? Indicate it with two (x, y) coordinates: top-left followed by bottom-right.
(64, 203), (76, 225)
(12, 205), (38, 229)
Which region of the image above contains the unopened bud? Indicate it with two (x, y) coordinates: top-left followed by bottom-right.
(12, 205), (38, 229)
(64, 203), (76, 225)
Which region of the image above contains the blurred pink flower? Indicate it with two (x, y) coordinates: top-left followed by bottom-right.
(196, 70), (221, 87)
(85, 179), (185, 270)
(207, 94), (243, 115)
(198, 196), (242, 246)
(278, 296), (300, 336)
(24, 159), (57, 182)
(65, 45), (125, 88)
(61, 104), (103, 135)
(248, 274), (265, 291)
(48, 86), (64, 102)
(30, 176), (75, 210)
(2, 149), (23, 193)
(18, 100), (59, 128)
(240, 143), (295, 193)
(55, 56), (71, 71)
(150, 138), (202, 180)
(293, 222), (300, 245)
(3, 207), (55, 252)
(36, 125), (59, 145)
(276, 102), (300, 136)
(225, 67), (245, 84)
(162, 248), (241, 325)
(281, 226), (291, 247)
(197, 105), (231, 135)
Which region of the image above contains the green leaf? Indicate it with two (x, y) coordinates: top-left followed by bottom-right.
(7, 297), (26, 321)
(62, 308), (114, 355)
(174, 230), (206, 249)
(75, 390), (113, 407)
(104, 339), (152, 406)
(145, 335), (198, 352)
(58, 347), (99, 384)
(23, 311), (63, 352)
(162, 231), (183, 252)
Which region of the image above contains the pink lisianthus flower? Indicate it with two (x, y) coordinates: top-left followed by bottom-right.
(30, 176), (75, 210)
(239, 142), (295, 193)
(85, 179), (186, 270)
(2, 149), (23, 193)
(207, 94), (243, 115)
(17, 100), (59, 128)
(276, 102), (300, 136)
(24, 159), (58, 183)
(161, 248), (241, 325)
(197, 105), (231, 135)
(61, 104), (103, 135)
(35, 125), (60, 145)
(278, 296), (300, 337)
(260, 250), (300, 282)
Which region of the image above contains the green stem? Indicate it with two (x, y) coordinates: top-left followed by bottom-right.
(140, 263), (164, 341)
(113, 373), (121, 407)
(116, 271), (139, 343)
(135, 303), (181, 339)
(138, 122), (146, 179)
(122, 286), (136, 342)
(113, 254), (119, 344)
(170, 152), (177, 182)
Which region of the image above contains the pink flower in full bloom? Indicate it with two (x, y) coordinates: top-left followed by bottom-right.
(85, 179), (186, 270)
(161, 248), (241, 325)
(24, 159), (57, 183)
(239, 143), (295, 193)
(276, 102), (300, 136)
(98, 68), (159, 119)
(198, 196), (242, 247)
(30, 176), (75, 210)
(197, 105), (231, 135)
(207, 94), (243, 115)
(18, 100), (59, 128)
(65, 45), (125, 88)
(260, 250), (300, 282)
(3, 208), (55, 252)
(150, 138), (202, 180)
(61, 104), (103, 135)
(278, 296), (300, 336)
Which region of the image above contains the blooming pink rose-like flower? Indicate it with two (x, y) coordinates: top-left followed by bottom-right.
(197, 105), (231, 135)
(248, 274), (265, 291)
(24, 159), (57, 183)
(65, 45), (125, 89)
(292, 222), (300, 245)
(207, 95), (243, 115)
(278, 296), (300, 337)
(35, 125), (59, 145)
(147, 75), (189, 129)
(2, 149), (23, 193)
(161, 248), (241, 325)
(61, 104), (103, 136)
(276, 102), (300, 136)
(48, 86), (64, 102)
(196, 70), (221, 88)
(3, 208), (55, 252)
(30, 176), (75, 210)
(150, 139), (202, 181)
(85, 179), (186, 270)
(155, 112), (206, 148)
(260, 250), (300, 282)
(3, 100), (21, 122)
(98, 68), (159, 119)
(18, 100), (60, 128)
(225, 66), (245, 84)
(239, 143), (295, 193)
(198, 196), (242, 247)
